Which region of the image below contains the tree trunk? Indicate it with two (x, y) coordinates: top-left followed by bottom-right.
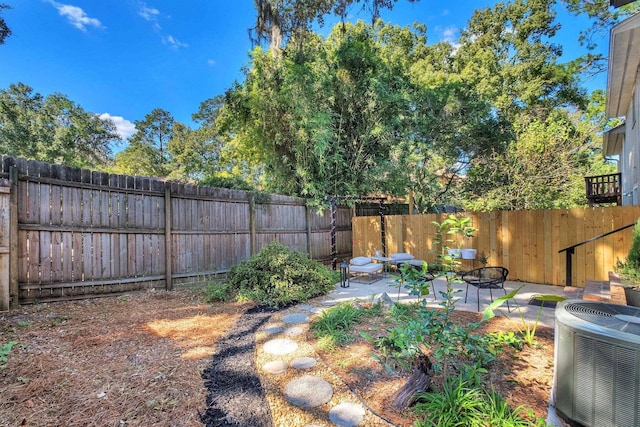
(391, 354), (432, 408)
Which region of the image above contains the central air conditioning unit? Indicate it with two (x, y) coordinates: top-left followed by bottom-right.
(554, 300), (640, 427)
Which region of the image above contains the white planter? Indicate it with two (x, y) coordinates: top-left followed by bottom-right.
(461, 248), (477, 260)
(447, 249), (461, 259)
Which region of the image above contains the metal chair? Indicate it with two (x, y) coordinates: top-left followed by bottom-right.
(461, 267), (510, 312)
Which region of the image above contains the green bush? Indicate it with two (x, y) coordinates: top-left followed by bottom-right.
(227, 242), (338, 308)
(615, 218), (640, 288)
(204, 282), (234, 302)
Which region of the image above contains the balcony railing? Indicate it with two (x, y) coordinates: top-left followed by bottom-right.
(585, 172), (622, 206)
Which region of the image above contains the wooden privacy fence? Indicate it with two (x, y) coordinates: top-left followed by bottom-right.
(353, 206), (640, 287)
(0, 156), (353, 308)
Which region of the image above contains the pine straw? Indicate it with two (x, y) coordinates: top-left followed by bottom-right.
(0, 287), (249, 427)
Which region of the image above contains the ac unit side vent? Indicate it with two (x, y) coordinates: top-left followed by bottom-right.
(554, 300), (640, 427)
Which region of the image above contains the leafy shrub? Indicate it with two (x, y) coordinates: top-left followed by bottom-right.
(228, 242), (337, 308)
(628, 219), (640, 266)
(615, 218), (640, 289)
(204, 282), (234, 302)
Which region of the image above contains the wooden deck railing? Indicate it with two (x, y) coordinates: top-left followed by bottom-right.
(585, 173), (622, 206)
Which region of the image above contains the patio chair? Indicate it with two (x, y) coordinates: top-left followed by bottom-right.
(348, 256), (384, 284)
(461, 267), (510, 312)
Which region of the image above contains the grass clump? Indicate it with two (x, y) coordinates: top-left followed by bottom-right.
(413, 372), (546, 427)
(226, 241), (338, 308)
(312, 301), (379, 351)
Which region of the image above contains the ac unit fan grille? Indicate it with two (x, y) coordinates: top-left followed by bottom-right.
(564, 302), (640, 336)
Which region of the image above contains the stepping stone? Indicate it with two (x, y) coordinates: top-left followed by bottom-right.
(262, 360), (288, 375)
(329, 402), (366, 426)
(263, 325), (284, 334)
(290, 357), (317, 370)
(263, 338), (298, 355)
(284, 326), (305, 336)
(282, 313), (309, 324)
(321, 300), (338, 306)
(284, 375), (333, 408)
(297, 305), (323, 314)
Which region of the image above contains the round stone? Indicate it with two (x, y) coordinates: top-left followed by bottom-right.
(296, 304), (315, 312)
(284, 326), (305, 336)
(282, 313), (309, 324)
(283, 375), (333, 408)
(329, 402), (366, 426)
(263, 338), (298, 355)
(290, 357), (317, 370)
(262, 360), (288, 375)
(263, 325), (284, 334)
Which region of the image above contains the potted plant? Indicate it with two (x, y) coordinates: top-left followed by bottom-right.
(613, 219), (640, 307)
(430, 215), (476, 274)
(477, 252), (490, 267)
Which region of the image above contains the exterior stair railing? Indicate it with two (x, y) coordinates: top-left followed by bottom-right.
(559, 222), (635, 286)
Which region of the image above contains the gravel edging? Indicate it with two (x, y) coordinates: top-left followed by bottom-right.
(200, 305), (276, 427)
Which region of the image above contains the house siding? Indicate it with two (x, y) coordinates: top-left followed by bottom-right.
(621, 73), (640, 205)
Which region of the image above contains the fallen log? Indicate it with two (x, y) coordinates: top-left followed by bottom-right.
(391, 354), (432, 408)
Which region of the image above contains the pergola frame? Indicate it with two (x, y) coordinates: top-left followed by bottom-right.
(326, 195), (387, 270)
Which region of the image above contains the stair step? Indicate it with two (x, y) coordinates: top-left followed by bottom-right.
(584, 280), (611, 302)
(563, 280), (627, 305)
(562, 286), (583, 300)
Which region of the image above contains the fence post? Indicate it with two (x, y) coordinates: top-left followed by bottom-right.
(0, 184), (9, 311)
(8, 166), (17, 309)
(249, 194), (256, 255)
(306, 204), (312, 258)
(330, 197), (337, 270)
(164, 183), (173, 291)
(379, 200), (386, 256)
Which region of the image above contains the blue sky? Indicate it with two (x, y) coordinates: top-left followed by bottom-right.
(0, 1), (607, 141)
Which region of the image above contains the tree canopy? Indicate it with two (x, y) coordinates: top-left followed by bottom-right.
(216, 0), (614, 210)
(0, 83), (118, 169)
(0, 0), (621, 211)
(0, 4), (11, 45)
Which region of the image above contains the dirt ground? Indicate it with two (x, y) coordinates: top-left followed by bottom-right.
(0, 287), (254, 427)
(0, 288), (554, 427)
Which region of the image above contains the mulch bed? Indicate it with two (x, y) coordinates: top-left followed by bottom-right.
(201, 305), (276, 427)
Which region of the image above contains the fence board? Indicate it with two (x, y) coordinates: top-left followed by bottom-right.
(3, 156), (354, 304)
(353, 207), (640, 287)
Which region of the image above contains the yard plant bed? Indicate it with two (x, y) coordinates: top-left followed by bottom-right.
(0, 288), (554, 426)
(309, 305), (555, 426)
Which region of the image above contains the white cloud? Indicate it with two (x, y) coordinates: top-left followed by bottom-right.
(46, 1), (104, 32)
(163, 35), (189, 49)
(207, 59), (216, 66)
(437, 25), (458, 44)
(99, 113), (136, 140)
(137, 2), (188, 50)
(436, 25), (461, 51)
(138, 5), (160, 21)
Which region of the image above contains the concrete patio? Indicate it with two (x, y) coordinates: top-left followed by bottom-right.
(328, 275), (566, 329)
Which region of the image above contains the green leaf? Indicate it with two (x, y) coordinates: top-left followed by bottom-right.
(482, 286), (523, 322)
